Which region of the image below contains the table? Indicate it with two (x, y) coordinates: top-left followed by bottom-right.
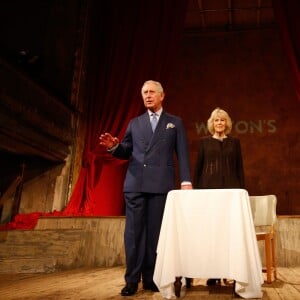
(153, 189), (264, 299)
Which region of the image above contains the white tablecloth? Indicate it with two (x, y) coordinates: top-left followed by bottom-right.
(153, 189), (263, 299)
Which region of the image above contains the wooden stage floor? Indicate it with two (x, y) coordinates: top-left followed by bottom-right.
(0, 266), (299, 299)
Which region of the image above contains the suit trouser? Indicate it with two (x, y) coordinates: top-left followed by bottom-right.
(124, 192), (167, 284)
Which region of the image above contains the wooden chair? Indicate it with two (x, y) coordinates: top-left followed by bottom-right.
(249, 195), (277, 283)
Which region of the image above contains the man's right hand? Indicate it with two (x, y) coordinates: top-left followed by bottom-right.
(99, 133), (119, 149)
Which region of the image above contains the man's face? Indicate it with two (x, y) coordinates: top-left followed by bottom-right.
(141, 82), (165, 112)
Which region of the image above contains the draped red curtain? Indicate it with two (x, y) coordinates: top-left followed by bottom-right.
(63, 0), (189, 216)
(0, 0), (188, 230)
(273, 0), (300, 101)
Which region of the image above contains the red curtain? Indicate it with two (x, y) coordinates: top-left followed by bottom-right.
(0, 1), (188, 230)
(63, 0), (189, 216)
(273, 0), (300, 101)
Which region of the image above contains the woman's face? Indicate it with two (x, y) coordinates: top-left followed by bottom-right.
(213, 114), (226, 134)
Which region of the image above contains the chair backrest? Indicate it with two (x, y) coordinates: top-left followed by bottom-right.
(249, 195), (277, 226)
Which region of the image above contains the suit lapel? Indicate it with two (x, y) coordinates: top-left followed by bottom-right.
(151, 112), (165, 139)
(147, 111), (168, 150)
(138, 111), (168, 152)
(138, 112), (153, 142)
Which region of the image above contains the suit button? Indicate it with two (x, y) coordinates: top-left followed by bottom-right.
(144, 164), (147, 167)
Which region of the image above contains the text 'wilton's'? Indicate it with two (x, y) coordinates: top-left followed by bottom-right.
(195, 119), (276, 135)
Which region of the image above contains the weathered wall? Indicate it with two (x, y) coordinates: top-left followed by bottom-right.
(166, 28), (300, 215)
(0, 1), (85, 219)
(0, 216), (298, 273)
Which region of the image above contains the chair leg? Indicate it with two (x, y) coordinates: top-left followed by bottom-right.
(271, 237), (277, 280)
(231, 280), (237, 297)
(265, 235), (272, 283)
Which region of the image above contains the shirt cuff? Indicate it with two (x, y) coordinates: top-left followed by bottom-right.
(181, 181), (192, 185)
(107, 143), (119, 153)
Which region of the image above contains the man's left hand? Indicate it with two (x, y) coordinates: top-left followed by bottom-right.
(180, 184), (193, 190)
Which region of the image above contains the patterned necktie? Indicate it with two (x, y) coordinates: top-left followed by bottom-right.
(151, 113), (158, 132)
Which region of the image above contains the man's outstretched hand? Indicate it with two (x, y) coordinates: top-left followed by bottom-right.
(99, 133), (119, 149)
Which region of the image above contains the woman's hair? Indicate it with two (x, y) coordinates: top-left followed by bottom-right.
(207, 107), (232, 135)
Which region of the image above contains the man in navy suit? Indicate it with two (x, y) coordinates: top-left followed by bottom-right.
(100, 80), (192, 296)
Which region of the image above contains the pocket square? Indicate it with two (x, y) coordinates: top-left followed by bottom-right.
(166, 123), (175, 129)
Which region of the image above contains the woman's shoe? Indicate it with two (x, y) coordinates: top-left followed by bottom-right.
(223, 278), (235, 285)
(206, 278), (221, 286)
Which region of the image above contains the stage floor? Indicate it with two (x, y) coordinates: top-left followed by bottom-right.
(0, 266), (299, 299)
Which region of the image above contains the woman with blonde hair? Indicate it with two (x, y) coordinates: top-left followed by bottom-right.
(193, 107), (245, 286)
(194, 107), (244, 190)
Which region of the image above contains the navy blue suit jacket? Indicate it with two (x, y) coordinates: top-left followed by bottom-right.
(113, 110), (191, 193)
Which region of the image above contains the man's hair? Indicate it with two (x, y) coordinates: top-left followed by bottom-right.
(141, 80), (164, 94)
